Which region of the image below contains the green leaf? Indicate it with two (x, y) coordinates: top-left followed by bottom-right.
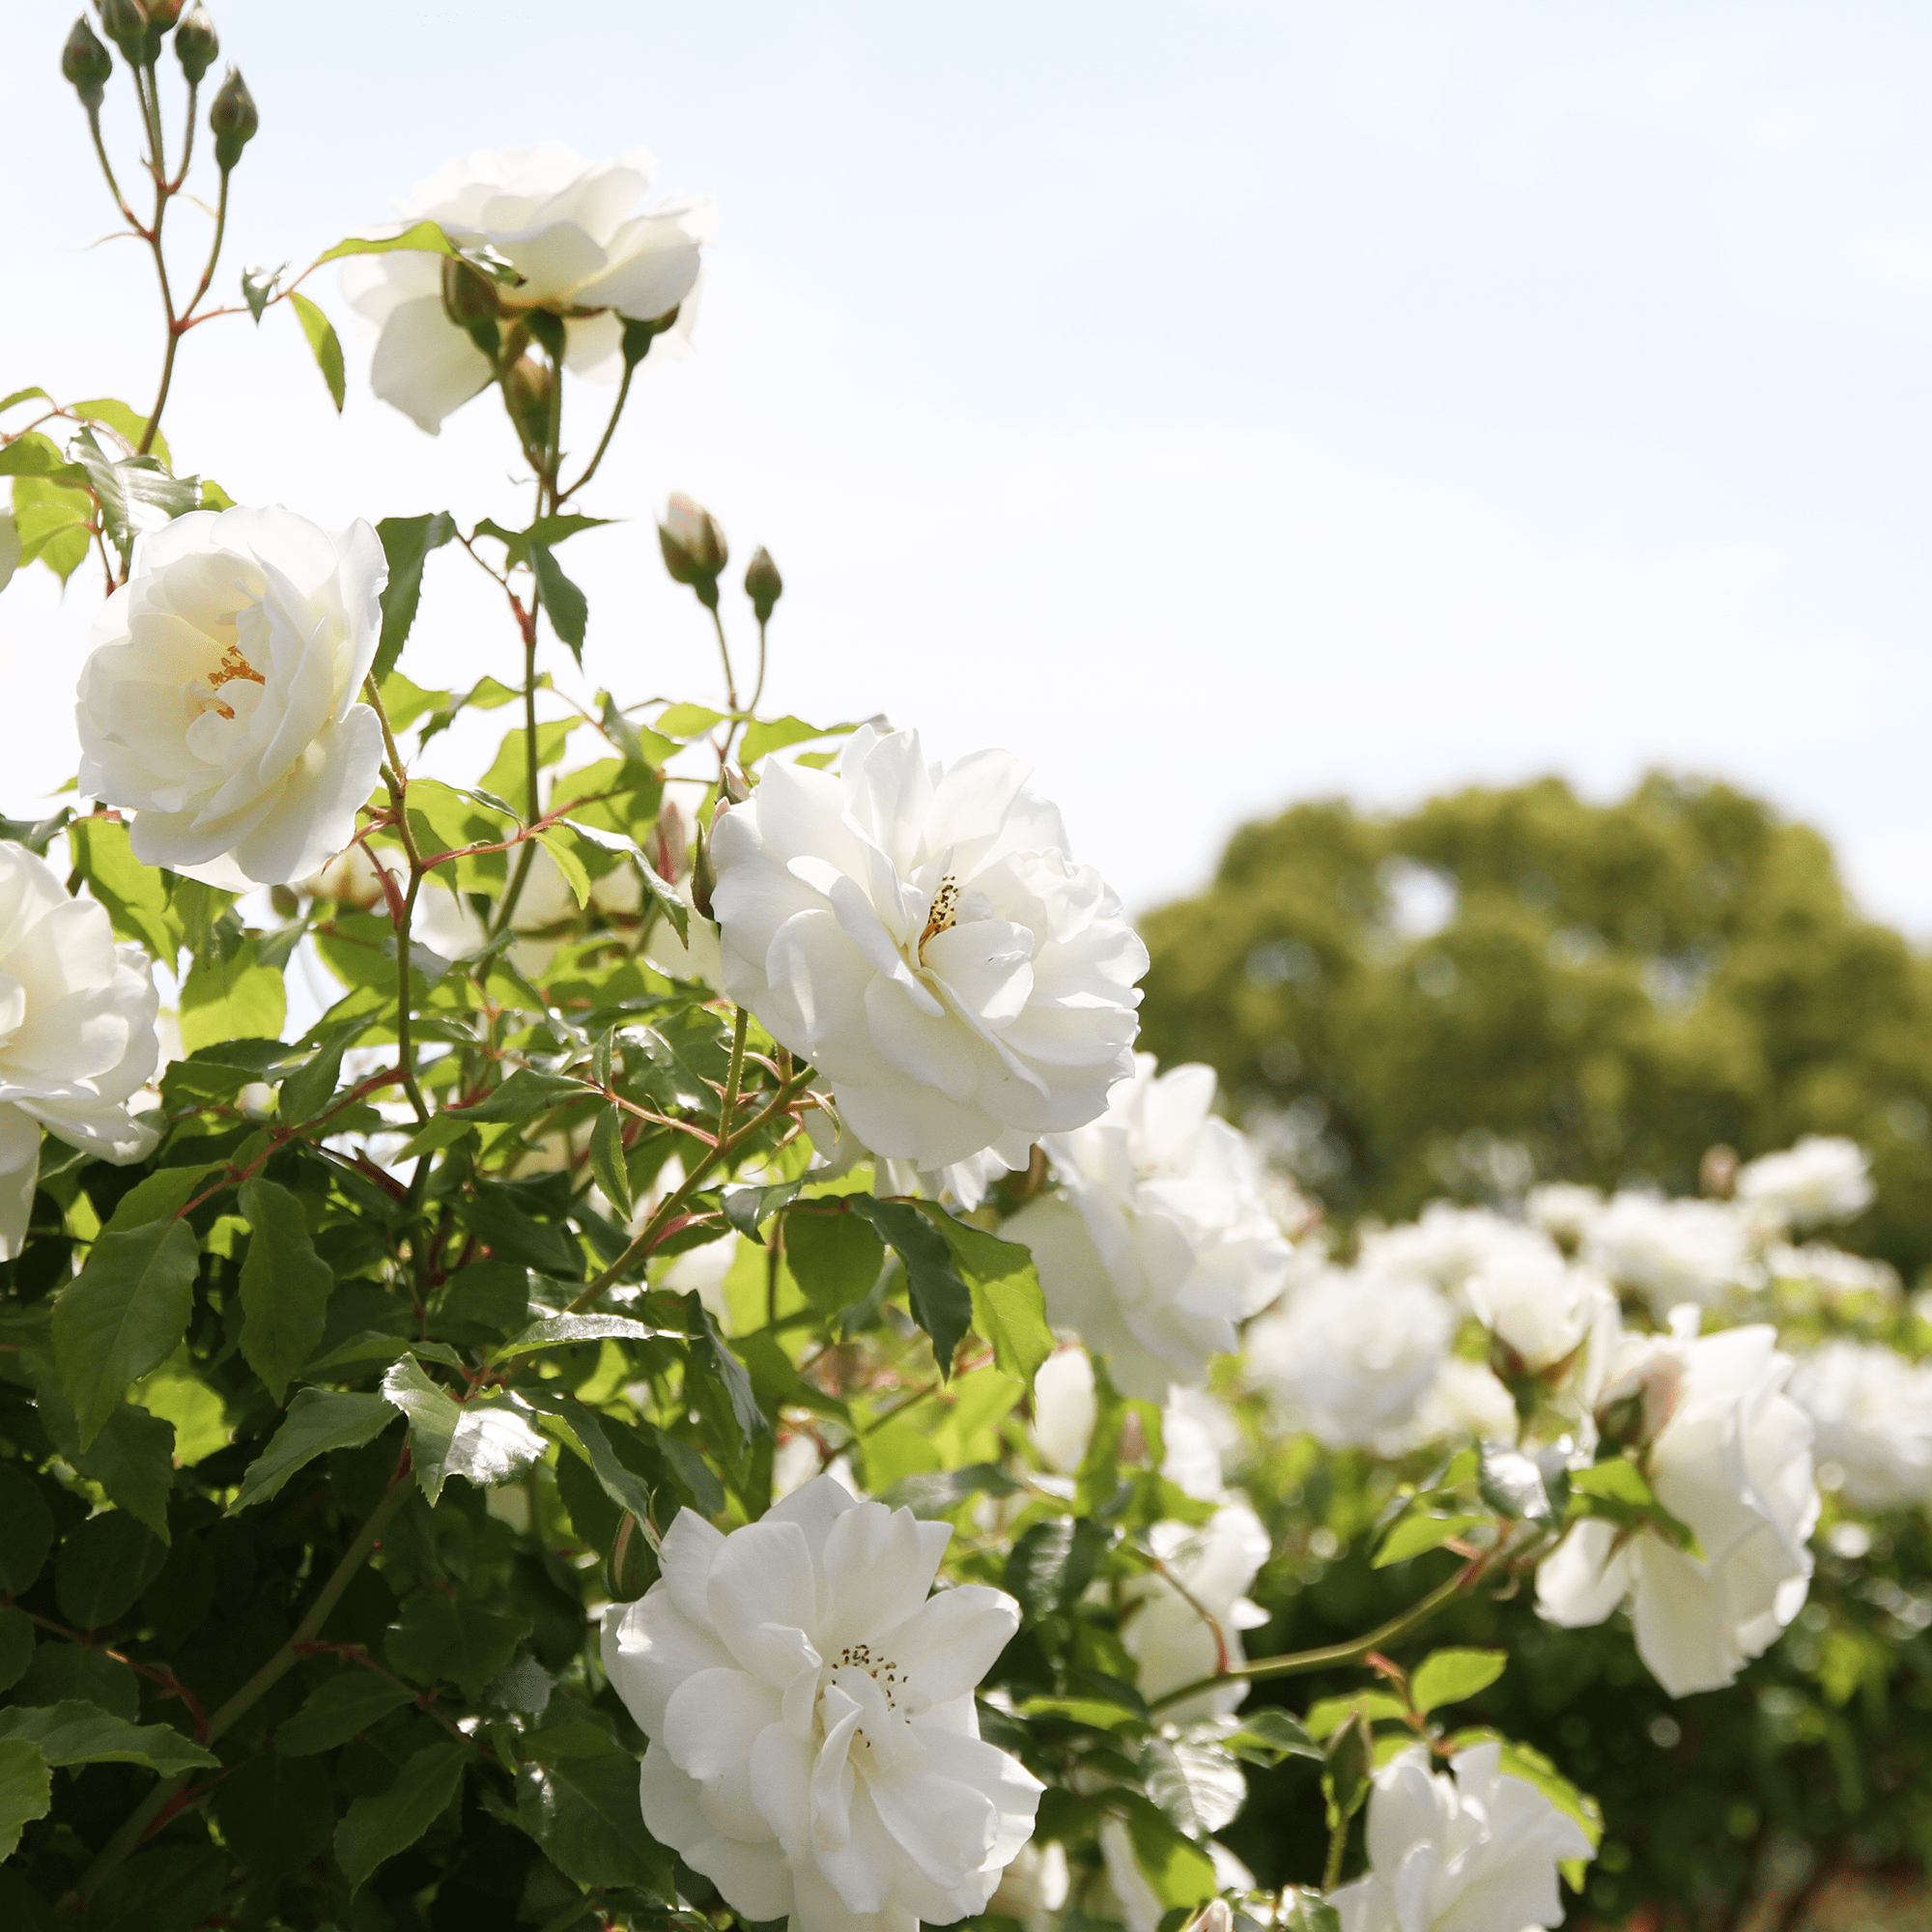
(928, 1208), (1053, 1390)
(316, 221), (460, 265)
(209, 1750), (334, 1882)
(1477, 1442), (1557, 1524)
(1019, 1693), (1148, 1733)
(55, 1511), (167, 1629)
(1224, 1707), (1322, 1765)
(379, 1355), (464, 1504)
(1005, 1516), (1110, 1621)
(1304, 1690), (1409, 1740)
(386, 1593), (528, 1693)
(67, 1401), (177, 1542)
(589, 1105), (635, 1218)
(848, 1197), (974, 1375)
(783, 1209), (887, 1314)
(494, 1313), (664, 1361)
(17, 1641), (138, 1720)
(0, 386), (52, 412)
(516, 1730), (671, 1890)
(68, 815), (181, 960)
(90, 1844), (225, 1932)
(0, 432), (87, 484)
(1280, 1889), (1344, 1932)
(1118, 1791), (1219, 1911)
(287, 293), (346, 412)
(0, 1700), (216, 1775)
(393, 1113), (476, 1160)
(334, 1740), (470, 1891)
(53, 1217), (201, 1450)
(1568, 1457), (1699, 1550)
(654, 701), (726, 740)
(0, 1466), (54, 1594)
(238, 1177), (335, 1403)
(200, 477), (236, 511)
(231, 1387), (396, 1512)
(71, 429), (198, 570)
(738, 716), (857, 764)
(1373, 1511), (1483, 1569)
(560, 1400), (678, 1532)
(635, 857), (692, 943)
(279, 1020), (359, 1122)
(69, 398), (170, 467)
(534, 824), (593, 905)
(0, 1609), (33, 1695)
(722, 1179), (804, 1241)
(529, 540), (587, 661)
(0, 1738), (50, 1861)
(448, 1067), (589, 1122)
(241, 264), (282, 323)
(682, 1291), (767, 1445)
(372, 511), (456, 682)
(1409, 1648), (1509, 1715)
(13, 472), (95, 582)
(276, 1670), (418, 1755)
(179, 937), (286, 1055)
(874, 1463), (1018, 1520)
(1493, 1736), (1605, 1864)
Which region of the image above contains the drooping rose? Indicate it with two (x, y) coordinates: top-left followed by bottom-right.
(75, 506), (386, 890)
(710, 724), (1147, 1178)
(1004, 1057), (1290, 1401)
(340, 142), (711, 435)
(0, 843), (159, 1255)
(1537, 1323), (1818, 1697)
(603, 1475), (1042, 1929)
(1328, 1742), (1594, 1932)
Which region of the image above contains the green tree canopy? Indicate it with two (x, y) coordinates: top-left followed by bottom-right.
(1141, 773), (1932, 1274)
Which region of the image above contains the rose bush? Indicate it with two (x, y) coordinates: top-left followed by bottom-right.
(3, 18), (1929, 1932)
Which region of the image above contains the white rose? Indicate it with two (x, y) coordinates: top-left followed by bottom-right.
(710, 724), (1147, 1176)
(75, 506), (386, 890)
(987, 1838), (1069, 1932)
(1525, 1181), (1605, 1251)
(1244, 1271), (1452, 1451)
(1735, 1135), (1873, 1232)
(1764, 1240), (1898, 1305)
(1030, 1344), (1098, 1478)
(603, 1475), (1042, 1929)
(1100, 1822), (1254, 1932)
(1582, 1192), (1751, 1314)
(1394, 1356), (1521, 1454)
(1003, 1057), (1290, 1402)
(1787, 1340), (1932, 1511)
(643, 878), (724, 992)
(1357, 1203), (1548, 1299)
(341, 142), (711, 435)
(0, 843), (160, 1255)
(1537, 1323), (1817, 1696)
(1122, 1500), (1271, 1724)
(1328, 1742), (1593, 1932)
(1463, 1239), (1616, 1374)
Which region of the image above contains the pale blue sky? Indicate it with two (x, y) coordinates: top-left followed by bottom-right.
(5, 3), (1930, 925)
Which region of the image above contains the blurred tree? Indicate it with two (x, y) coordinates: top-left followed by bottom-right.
(1139, 774), (1932, 1275)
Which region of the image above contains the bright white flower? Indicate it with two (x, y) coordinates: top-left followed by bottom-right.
(1100, 1822), (1254, 1932)
(1537, 1324), (1817, 1696)
(75, 507), (386, 890)
(341, 142), (711, 434)
(1004, 1058), (1290, 1401)
(1583, 1192), (1751, 1314)
(1328, 1742), (1593, 1932)
(1764, 1240), (1898, 1305)
(1122, 1501), (1271, 1724)
(1162, 1385), (1241, 1503)
(711, 724), (1147, 1177)
(0, 844), (160, 1257)
(1396, 1356), (1521, 1453)
(1787, 1341), (1932, 1511)
(1525, 1182), (1604, 1251)
(1358, 1203), (1549, 1301)
(1464, 1239), (1615, 1375)
(603, 1475), (1042, 1930)
(1736, 1136), (1874, 1232)
(643, 881), (724, 992)
(987, 1838), (1069, 1932)
(1030, 1346), (1098, 1478)
(1244, 1272), (1452, 1450)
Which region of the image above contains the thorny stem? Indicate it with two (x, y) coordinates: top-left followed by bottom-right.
(77, 1473), (415, 1899)
(1323, 1809), (1352, 1892)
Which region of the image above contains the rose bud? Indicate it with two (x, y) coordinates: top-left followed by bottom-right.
(62, 15), (113, 107)
(744, 545), (782, 624)
(209, 66), (257, 172)
(174, 2), (216, 82)
(657, 493), (727, 607)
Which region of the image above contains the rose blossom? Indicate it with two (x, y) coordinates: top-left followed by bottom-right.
(1004, 1057), (1291, 1401)
(1121, 1501), (1271, 1723)
(1537, 1322), (1817, 1696)
(1787, 1340), (1932, 1511)
(341, 142), (711, 434)
(1463, 1238), (1616, 1375)
(1357, 1203), (1545, 1299)
(75, 506), (386, 890)
(710, 724), (1147, 1178)
(1582, 1191), (1751, 1314)
(1328, 1742), (1593, 1932)
(1735, 1135), (1874, 1232)
(603, 1474), (1041, 1930)
(0, 843), (159, 1256)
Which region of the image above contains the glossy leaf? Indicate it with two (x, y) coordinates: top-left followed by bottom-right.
(276, 1671), (418, 1756)
(231, 1388), (395, 1512)
(928, 1208), (1053, 1391)
(380, 1355), (464, 1504)
(372, 510), (456, 681)
(238, 1177), (334, 1403)
(0, 1700), (215, 1775)
(848, 1197), (974, 1375)
(53, 1217), (200, 1450)
(0, 1738), (50, 1861)
(334, 1740), (470, 1891)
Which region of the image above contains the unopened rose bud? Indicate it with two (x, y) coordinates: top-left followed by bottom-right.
(744, 546), (782, 625)
(62, 15), (113, 106)
(1700, 1143), (1738, 1199)
(1595, 1350), (1685, 1454)
(503, 353), (554, 448)
(658, 493), (727, 608)
(96, 0), (147, 61)
(173, 2), (216, 81)
(146, 0), (185, 27)
(441, 255), (499, 333)
(692, 803), (722, 920)
(209, 66), (257, 172)
(719, 765), (752, 806)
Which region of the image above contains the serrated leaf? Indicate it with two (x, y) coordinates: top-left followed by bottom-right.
(534, 825), (592, 906)
(1118, 1791), (1219, 1911)
(448, 1066), (589, 1122)
(334, 1740), (470, 1891)
(238, 1178), (333, 1404)
(68, 815), (181, 961)
(494, 1313), (667, 1360)
(276, 1671), (418, 1755)
(380, 1355), (464, 1504)
(70, 398), (169, 466)
(635, 857), (692, 944)
(529, 540), (587, 661)
(722, 1179), (802, 1242)
(386, 1594), (528, 1692)
(316, 220), (459, 265)
(588, 1104), (635, 1218)
(1409, 1648), (1508, 1715)
(1005, 1517), (1109, 1621)
(927, 1208), (1052, 1391)
(848, 1197), (974, 1375)
(71, 429), (198, 570)
(0, 1736), (50, 1860)
(371, 511), (456, 682)
(288, 293), (346, 412)
(0, 1700), (216, 1775)
(516, 1729), (672, 1891)
(1478, 1442), (1556, 1523)
(1374, 1511), (1483, 1569)
(54, 1217), (201, 1450)
(231, 1388), (396, 1512)
(179, 936), (285, 1054)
